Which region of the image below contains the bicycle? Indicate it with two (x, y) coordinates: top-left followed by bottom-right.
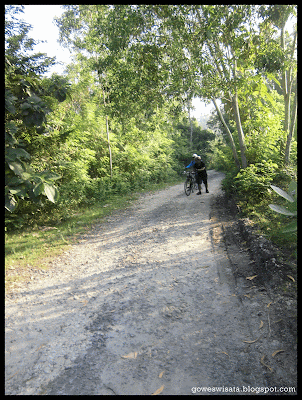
(184, 171), (198, 196)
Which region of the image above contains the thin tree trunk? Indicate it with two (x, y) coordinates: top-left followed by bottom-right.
(281, 26), (290, 138)
(103, 89), (113, 178)
(232, 92), (247, 168)
(280, 25), (297, 164)
(105, 114), (113, 178)
(284, 82), (297, 164)
(96, 62), (113, 179)
(232, 59), (247, 168)
(207, 36), (247, 169)
(212, 98), (241, 169)
(188, 103), (193, 148)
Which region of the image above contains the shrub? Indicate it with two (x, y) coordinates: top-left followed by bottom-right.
(233, 160), (279, 203)
(269, 181), (297, 234)
(208, 137), (235, 172)
(221, 168), (238, 195)
(272, 165), (297, 188)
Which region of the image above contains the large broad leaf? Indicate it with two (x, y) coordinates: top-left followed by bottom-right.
(9, 187), (27, 198)
(5, 121), (18, 136)
(269, 204), (297, 216)
(23, 111), (45, 127)
(43, 183), (59, 203)
(5, 90), (17, 114)
(7, 160), (25, 176)
(270, 185), (295, 202)
(282, 220), (297, 234)
(288, 181), (297, 199)
(267, 72), (281, 88)
(33, 182), (44, 196)
(38, 171), (62, 182)
(5, 194), (17, 212)
(6, 147), (31, 162)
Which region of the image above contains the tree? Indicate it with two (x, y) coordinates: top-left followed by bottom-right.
(212, 99), (241, 169)
(55, 4), (296, 173)
(5, 6), (69, 213)
(5, 61), (62, 212)
(55, 6), (155, 177)
(193, 5), (260, 168)
(5, 5), (56, 75)
(257, 5), (297, 164)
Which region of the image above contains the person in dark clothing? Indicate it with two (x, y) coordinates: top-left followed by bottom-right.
(186, 154), (209, 195)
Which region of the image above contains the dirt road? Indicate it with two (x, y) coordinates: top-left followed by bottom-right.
(5, 170), (297, 395)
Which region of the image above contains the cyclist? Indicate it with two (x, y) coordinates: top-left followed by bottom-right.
(185, 154), (209, 195)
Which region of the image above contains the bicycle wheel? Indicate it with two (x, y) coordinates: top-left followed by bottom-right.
(184, 178), (192, 196)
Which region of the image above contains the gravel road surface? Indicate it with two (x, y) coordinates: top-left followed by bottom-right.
(5, 170), (297, 395)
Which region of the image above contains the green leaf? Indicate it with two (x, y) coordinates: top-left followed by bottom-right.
(5, 90), (17, 114)
(20, 102), (32, 111)
(5, 194), (18, 212)
(282, 220), (297, 234)
(43, 183), (59, 203)
(21, 171), (33, 181)
(23, 111), (45, 127)
(37, 171), (62, 182)
(45, 172), (62, 181)
(288, 181), (297, 199)
(270, 185), (295, 202)
(9, 187), (27, 198)
(6, 147), (31, 161)
(7, 160), (25, 176)
(8, 176), (23, 186)
(268, 204), (297, 216)
(268, 74), (281, 87)
(15, 148), (31, 160)
(6, 121), (18, 135)
(33, 182), (44, 196)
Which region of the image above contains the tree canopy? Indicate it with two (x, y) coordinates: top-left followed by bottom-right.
(5, 5), (297, 235)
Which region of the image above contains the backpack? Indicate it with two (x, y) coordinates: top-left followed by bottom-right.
(194, 158), (202, 169)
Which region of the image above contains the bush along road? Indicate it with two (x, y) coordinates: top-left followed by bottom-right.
(5, 170), (297, 395)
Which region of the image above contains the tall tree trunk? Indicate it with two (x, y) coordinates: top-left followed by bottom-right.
(232, 92), (247, 168)
(206, 36), (247, 169)
(212, 98), (241, 169)
(281, 73), (290, 161)
(188, 104), (193, 148)
(232, 59), (247, 168)
(105, 114), (113, 178)
(284, 81), (297, 164)
(102, 89), (113, 179)
(281, 26), (290, 139)
(280, 25), (297, 165)
(96, 63), (113, 179)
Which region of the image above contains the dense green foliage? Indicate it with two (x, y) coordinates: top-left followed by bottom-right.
(5, 5), (297, 260)
(5, 6), (70, 218)
(5, 7), (212, 230)
(269, 181), (297, 235)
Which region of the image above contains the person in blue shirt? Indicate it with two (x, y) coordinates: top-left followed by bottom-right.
(185, 153), (199, 169)
(185, 154), (209, 195)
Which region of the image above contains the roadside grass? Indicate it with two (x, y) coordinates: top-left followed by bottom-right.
(5, 177), (183, 290)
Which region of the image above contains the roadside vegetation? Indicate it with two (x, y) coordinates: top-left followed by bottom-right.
(5, 5), (296, 287)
